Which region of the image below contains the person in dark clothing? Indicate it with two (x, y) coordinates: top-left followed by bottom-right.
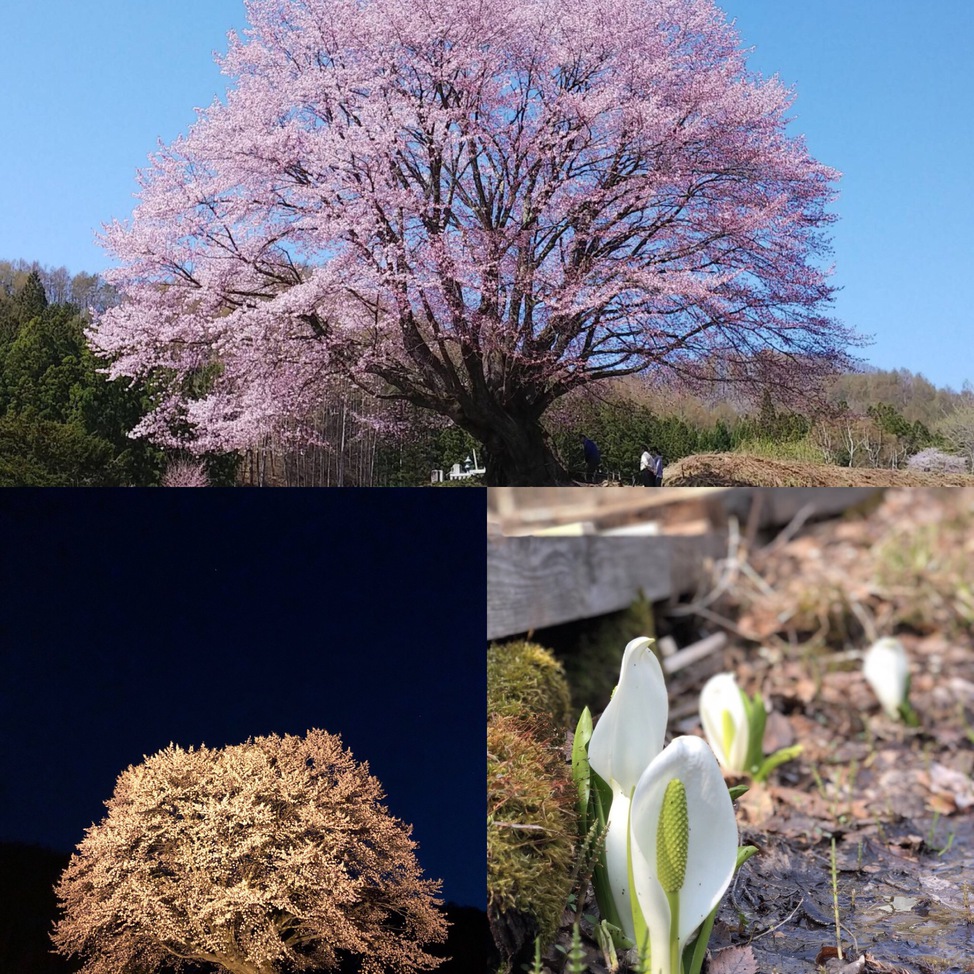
(653, 450), (664, 486)
(581, 435), (601, 483)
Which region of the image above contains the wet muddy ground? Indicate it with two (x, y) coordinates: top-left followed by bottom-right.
(548, 489), (974, 974)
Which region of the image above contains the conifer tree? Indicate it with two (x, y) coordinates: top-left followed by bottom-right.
(15, 269), (48, 323)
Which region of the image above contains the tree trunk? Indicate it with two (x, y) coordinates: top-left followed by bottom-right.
(373, 360), (573, 484)
(477, 413), (571, 486)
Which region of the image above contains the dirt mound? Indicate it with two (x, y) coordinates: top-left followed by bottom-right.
(665, 452), (974, 486)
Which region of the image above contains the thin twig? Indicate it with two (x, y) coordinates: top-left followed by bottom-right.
(668, 517), (743, 616)
(679, 605), (755, 642)
(760, 503), (817, 554)
(661, 632), (727, 674)
(491, 821), (560, 833)
(848, 600), (877, 644)
(738, 559), (777, 600)
(831, 836), (843, 960)
(745, 896), (804, 944)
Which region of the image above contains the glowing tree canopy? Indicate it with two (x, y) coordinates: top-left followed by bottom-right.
(94, 0), (855, 484)
(52, 729), (447, 974)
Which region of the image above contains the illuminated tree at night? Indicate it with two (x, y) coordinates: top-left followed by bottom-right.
(52, 729), (446, 974)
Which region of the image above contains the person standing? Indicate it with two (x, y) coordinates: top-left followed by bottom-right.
(653, 450), (664, 486)
(581, 435), (601, 483)
(639, 447), (655, 486)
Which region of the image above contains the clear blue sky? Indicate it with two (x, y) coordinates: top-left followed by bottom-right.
(1, 0), (971, 390)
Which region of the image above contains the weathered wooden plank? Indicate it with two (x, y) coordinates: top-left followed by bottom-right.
(487, 535), (673, 640)
(719, 487), (882, 524)
(487, 488), (883, 640)
(667, 532), (730, 595)
(779, 487), (882, 519)
(488, 486), (881, 535)
(487, 486), (728, 518)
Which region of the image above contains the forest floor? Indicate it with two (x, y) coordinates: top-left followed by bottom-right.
(549, 489), (974, 974)
(661, 454), (974, 487)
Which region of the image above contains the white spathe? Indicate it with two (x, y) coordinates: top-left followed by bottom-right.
(863, 637), (909, 718)
(589, 637), (669, 792)
(629, 736), (739, 974)
(698, 672), (750, 774)
(588, 637), (669, 941)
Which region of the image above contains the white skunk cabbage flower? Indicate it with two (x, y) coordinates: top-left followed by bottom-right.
(629, 736), (739, 974)
(863, 637), (916, 723)
(699, 673), (802, 781)
(699, 673), (752, 774)
(588, 637), (668, 941)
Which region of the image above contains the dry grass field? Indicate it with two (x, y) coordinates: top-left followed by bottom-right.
(665, 453), (974, 487)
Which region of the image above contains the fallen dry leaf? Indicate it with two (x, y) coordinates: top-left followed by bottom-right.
(761, 710), (795, 752)
(823, 954), (865, 974)
(736, 782), (775, 827)
(927, 761), (974, 812)
(927, 792), (957, 816)
(707, 944), (758, 974)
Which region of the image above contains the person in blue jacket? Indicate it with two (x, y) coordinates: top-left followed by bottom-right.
(581, 435), (601, 483)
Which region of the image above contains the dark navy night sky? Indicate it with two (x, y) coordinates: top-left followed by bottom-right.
(0, 489), (484, 909)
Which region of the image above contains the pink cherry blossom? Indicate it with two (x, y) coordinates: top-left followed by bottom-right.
(92, 0), (856, 483)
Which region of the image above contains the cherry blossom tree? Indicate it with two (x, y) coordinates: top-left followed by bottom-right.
(93, 0), (857, 484)
(937, 405), (974, 473)
(52, 729), (446, 974)
(161, 457), (210, 486)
